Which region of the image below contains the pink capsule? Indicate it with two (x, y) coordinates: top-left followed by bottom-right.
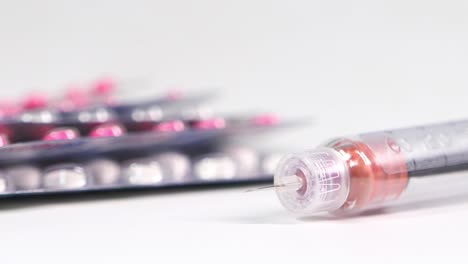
(89, 123), (126, 138)
(22, 92), (48, 110)
(43, 128), (79, 141)
(153, 120), (185, 132)
(192, 118), (226, 130)
(92, 77), (116, 96)
(251, 113), (280, 126)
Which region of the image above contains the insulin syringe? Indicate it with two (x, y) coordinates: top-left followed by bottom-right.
(274, 119), (468, 216)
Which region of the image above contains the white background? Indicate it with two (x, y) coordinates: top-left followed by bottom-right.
(0, 0), (468, 262)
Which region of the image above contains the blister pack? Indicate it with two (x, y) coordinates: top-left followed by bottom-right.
(0, 144), (285, 196)
(0, 111), (290, 197)
(0, 77), (295, 198)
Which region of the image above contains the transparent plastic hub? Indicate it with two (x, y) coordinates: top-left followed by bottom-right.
(274, 148), (350, 215)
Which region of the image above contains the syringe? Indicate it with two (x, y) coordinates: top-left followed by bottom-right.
(274, 120), (468, 216)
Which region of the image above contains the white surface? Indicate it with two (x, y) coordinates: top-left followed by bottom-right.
(1, 0), (468, 262)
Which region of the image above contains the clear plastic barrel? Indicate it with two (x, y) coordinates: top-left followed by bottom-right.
(275, 120), (468, 216)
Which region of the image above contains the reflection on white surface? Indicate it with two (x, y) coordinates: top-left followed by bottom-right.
(153, 152), (191, 182)
(0, 173), (7, 192)
(6, 165), (41, 190)
(123, 159), (163, 185)
(261, 153), (284, 175)
(43, 165), (87, 190)
(194, 155), (237, 180)
(86, 158), (121, 185)
(222, 146), (260, 177)
(131, 106), (163, 121)
(181, 104), (213, 120)
(20, 110), (56, 123)
(78, 107), (114, 123)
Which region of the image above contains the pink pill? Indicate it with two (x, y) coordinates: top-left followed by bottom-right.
(250, 113), (280, 126)
(192, 118), (226, 130)
(43, 128), (79, 141)
(92, 77), (116, 96)
(22, 92), (48, 110)
(153, 120), (185, 132)
(89, 123), (126, 138)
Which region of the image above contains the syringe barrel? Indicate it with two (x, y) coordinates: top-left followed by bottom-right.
(275, 120), (468, 216)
